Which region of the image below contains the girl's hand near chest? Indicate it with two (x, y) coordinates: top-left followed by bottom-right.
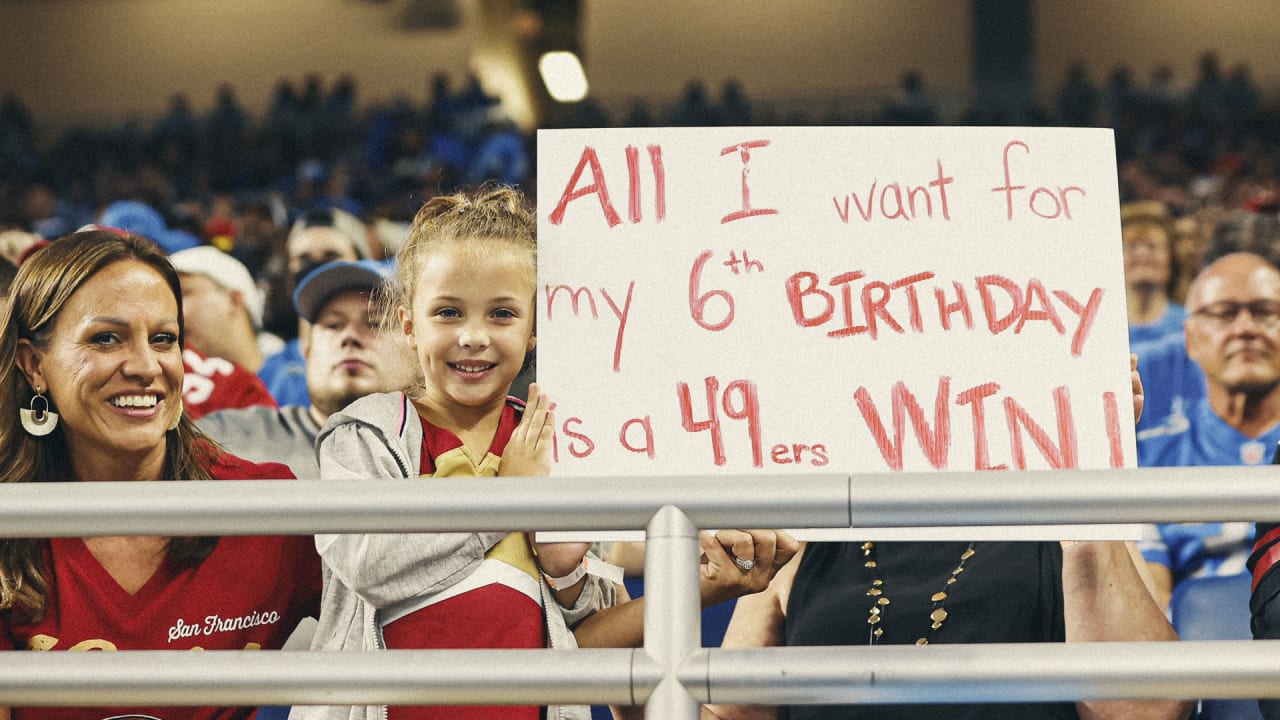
(505, 385), (591, 596)
(500, 383), (555, 478)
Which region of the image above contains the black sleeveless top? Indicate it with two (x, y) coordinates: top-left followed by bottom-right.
(782, 541), (1079, 720)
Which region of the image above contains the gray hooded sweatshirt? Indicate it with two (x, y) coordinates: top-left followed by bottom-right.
(290, 391), (615, 720)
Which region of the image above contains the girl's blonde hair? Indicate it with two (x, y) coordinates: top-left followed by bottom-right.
(391, 185), (537, 313)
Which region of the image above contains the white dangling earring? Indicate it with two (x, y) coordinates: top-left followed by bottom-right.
(168, 397), (183, 431)
(20, 388), (59, 437)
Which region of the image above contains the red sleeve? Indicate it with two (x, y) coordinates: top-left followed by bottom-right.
(207, 449), (320, 620)
(182, 346), (278, 420)
(209, 450), (296, 480)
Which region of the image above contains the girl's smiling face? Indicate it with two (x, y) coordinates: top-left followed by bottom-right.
(16, 259), (185, 478)
(401, 243), (536, 427)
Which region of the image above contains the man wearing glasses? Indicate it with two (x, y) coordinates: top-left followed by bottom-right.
(1137, 252), (1280, 609)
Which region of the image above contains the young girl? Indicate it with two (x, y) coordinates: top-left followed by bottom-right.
(297, 187), (613, 720)
(296, 187), (798, 720)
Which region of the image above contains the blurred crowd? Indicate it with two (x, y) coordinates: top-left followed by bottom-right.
(3, 47), (1280, 720)
(2, 50), (1279, 400)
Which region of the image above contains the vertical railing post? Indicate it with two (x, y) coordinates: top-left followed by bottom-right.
(643, 505), (701, 720)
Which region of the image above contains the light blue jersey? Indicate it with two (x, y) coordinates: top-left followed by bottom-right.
(1138, 397), (1280, 585)
(1129, 302), (1186, 347)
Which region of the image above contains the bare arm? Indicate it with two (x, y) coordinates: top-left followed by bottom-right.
(608, 541), (646, 577)
(701, 544), (805, 720)
(1065, 359), (1186, 717)
(1133, 347), (1174, 613)
(572, 585), (645, 649)
(1144, 561), (1174, 611)
(573, 531), (798, 650)
(529, 537), (592, 608)
(1062, 541), (1192, 720)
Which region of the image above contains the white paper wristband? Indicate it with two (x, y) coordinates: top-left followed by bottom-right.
(542, 562), (588, 590)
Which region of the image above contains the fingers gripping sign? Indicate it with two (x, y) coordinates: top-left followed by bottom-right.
(1130, 353), (1144, 426)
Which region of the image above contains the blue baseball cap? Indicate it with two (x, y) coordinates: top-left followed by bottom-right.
(96, 200), (199, 254)
(293, 259), (396, 323)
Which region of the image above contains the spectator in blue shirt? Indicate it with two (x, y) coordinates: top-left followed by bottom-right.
(1138, 252), (1280, 608)
(1123, 201), (1185, 348)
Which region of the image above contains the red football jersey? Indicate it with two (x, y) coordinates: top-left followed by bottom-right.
(182, 346), (277, 420)
(0, 453), (321, 720)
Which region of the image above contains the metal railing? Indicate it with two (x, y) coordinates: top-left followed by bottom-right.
(3, 466), (1280, 717)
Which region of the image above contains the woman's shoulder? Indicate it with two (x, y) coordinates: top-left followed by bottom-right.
(209, 449), (296, 480)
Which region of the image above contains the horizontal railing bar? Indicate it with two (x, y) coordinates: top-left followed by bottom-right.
(694, 641), (1280, 704)
(9, 471), (1280, 715)
(849, 465), (1280, 527)
(5, 642), (1280, 706)
(0, 474), (852, 536)
(0, 649), (659, 707)
(3, 467), (1280, 536)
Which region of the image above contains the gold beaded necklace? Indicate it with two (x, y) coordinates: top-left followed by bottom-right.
(862, 541), (977, 646)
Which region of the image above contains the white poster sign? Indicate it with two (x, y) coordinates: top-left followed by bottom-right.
(537, 126), (1136, 540)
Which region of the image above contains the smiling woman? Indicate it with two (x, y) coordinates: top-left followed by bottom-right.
(0, 231), (205, 487)
(0, 230), (321, 720)
(16, 255), (186, 478)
